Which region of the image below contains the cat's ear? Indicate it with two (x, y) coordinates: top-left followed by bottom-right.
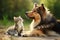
(19, 16), (24, 22)
(19, 16), (21, 18)
(13, 16), (16, 20)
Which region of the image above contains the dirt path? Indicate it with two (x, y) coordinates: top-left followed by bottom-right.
(1, 35), (60, 40)
(0, 29), (60, 40)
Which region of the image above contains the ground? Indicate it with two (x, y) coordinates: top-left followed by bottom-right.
(0, 20), (60, 40)
(0, 29), (60, 40)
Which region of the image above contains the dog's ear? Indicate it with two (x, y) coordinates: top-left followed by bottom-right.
(34, 3), (38, 8)
(40, 4), (45, 11)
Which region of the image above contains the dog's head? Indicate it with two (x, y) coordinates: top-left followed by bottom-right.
(25, 3), (46, 20)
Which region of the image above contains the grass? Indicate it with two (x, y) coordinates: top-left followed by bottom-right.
(0, 19), (31, 30)
(0, 20), (14, 28)
(0, 15), (14, 28)
(24, 19), (31, 30)
(0, 15), (31, 30)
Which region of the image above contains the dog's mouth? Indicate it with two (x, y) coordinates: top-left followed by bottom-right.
(29, 17), (35, 19)
(25, 13), (29, 19)
(25, 13), (35, 19)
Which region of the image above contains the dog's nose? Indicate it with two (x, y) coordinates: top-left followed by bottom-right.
(25, 12), (28, 15)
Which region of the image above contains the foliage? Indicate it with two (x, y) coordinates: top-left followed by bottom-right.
(0, 0), (33, 19)
(0, 15), (14, 28)
(0, 0), (60, 28)
(39, 0), (60, 19)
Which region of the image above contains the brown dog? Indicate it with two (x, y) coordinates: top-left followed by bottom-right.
(22, 3), (60, 37)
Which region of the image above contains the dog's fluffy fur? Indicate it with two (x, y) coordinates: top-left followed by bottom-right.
(5, 16), (24, 36)
(22, 3), (60, 37)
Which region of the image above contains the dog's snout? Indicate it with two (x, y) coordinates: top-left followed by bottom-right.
(25, 12), (28, 15)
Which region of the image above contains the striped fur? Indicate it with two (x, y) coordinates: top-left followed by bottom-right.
(5, 16), (24, 36)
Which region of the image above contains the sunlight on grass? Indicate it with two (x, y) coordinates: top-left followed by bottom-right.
(0, 20), (14, 28)
(24, 19), (31, 30)
(0, 15), (31, 30)
(0, 19), (31, 30)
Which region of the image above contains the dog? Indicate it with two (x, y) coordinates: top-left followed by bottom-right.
(5, 16), (24, 36)
(23, 3), (60, 37)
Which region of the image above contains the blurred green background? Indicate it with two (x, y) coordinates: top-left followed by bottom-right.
(0, 0), (60, 29)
